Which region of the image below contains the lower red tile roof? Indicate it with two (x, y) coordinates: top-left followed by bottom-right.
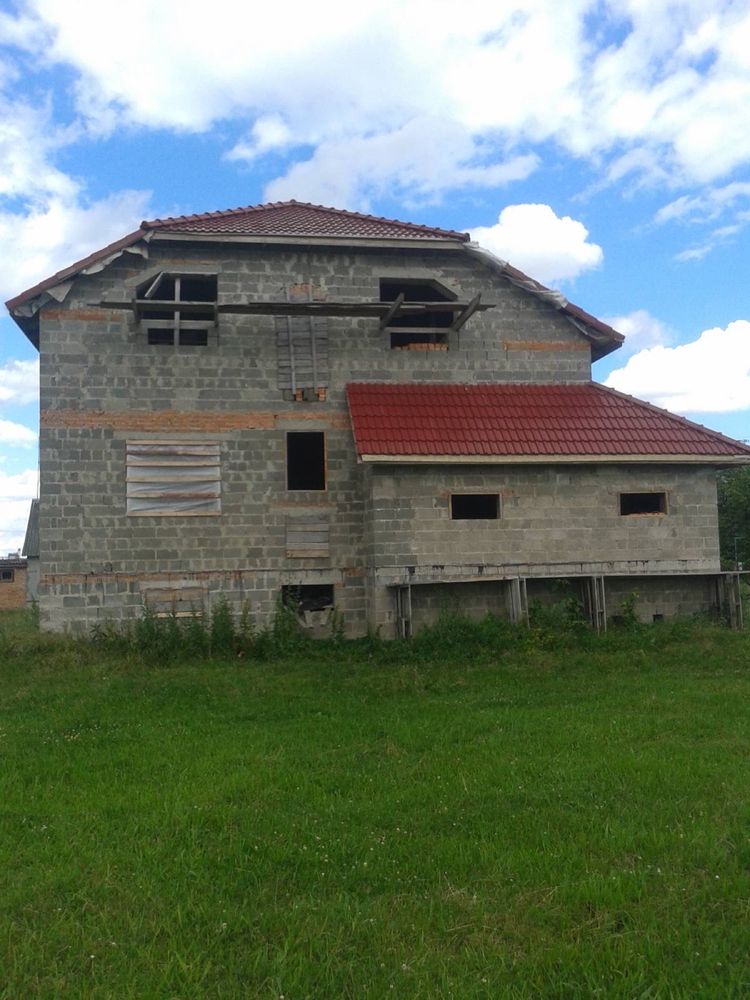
(346, 382), (750, 458)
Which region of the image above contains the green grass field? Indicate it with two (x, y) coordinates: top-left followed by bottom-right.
(2, 610), (750, 998)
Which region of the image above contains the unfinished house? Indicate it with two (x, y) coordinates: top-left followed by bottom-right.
(6, 200), (750, 635)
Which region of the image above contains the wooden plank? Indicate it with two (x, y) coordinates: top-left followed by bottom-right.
(100, 299), (495, 316)
(145, 589), (204, 604)
(127, 446), (219, 457)
(379, 292), (405, 330)
(126, 457), (220, 465)
(451, 293), (482, 332)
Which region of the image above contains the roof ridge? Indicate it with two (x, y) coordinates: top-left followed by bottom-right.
(141, 199), (469, 240)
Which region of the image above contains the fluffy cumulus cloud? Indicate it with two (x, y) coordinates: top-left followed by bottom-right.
(602, 309), (673, 354)
(469, 204), (603, 285)
(605, 320), (750, 413)
(0, 418), (37, 446)
(0, 468), (37, 555)
(0, 359), (39, 405)
(264, 120), (539, 209)
(1, 0), (749, 207)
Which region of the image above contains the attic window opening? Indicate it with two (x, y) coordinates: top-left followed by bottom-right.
(451, 494), (500, 520)
(137, 273), (217, 347)
(147, 328), (209, 347)
(619, 492), (667, 516)
(380, 278), (455, 350)
(287, 432), (326, 491)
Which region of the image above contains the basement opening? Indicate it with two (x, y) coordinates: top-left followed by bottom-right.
(619, 492), (667, 515)
(451, 494), (500, 519)
(287, 432), (326, 491)
(281, 584), (335, 614)
(380, 278), (455, 350)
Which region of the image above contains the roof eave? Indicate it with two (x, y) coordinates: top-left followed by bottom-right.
(4, 229), (150, 338)
(464, 243), (624, 359)
(358, 453), (750, 465)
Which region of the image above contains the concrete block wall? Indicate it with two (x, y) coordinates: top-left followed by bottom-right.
(36, 241), (597, 633)
(604, 575), (718, 623)
(404, 574), (719, 636)
(367, 463), (721, 574)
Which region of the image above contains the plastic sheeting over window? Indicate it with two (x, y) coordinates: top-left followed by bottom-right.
(126, 442), (221, 515)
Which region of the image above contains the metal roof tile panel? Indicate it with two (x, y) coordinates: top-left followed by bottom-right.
(345, 382), (750, 458)
(142, 200), (470, 241)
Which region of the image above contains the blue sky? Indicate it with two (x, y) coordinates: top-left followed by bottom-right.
(1, 0), (750, 551)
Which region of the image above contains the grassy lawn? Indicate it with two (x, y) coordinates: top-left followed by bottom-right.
(2, 612), (750, 998)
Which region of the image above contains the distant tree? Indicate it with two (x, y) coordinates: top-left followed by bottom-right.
(717, 466), (750, 568)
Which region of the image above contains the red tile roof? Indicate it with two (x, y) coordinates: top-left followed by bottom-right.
(346, 382), (750, 458)
(142, 200), (470, 241)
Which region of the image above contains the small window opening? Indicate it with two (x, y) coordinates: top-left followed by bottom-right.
(1, 569), (14, 582)
(619, 492), (667, 515)
(147, 328), (209, 346)
(281, 584), (334, 614)
(287, 432), (326, 491)
(178, 329), (209, 346)
(380, 278), (455, 350)
(451, 494), (500, 519)
(147, 328), (175, 346)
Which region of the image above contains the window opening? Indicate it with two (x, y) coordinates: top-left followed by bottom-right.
(287, 432), (326, 491)
(178, 329), (209, 347)
(146, 328), (174, 346)
(451, 494), (500, 520)
(1, 569), (13, 582)
(126, 441), (221, 515)
(380, 278), (455, 350)
(619, 492), (667, 515)
(281, 584), (334, 614)
(142, 585), (205, 619)
(137, 273), (217, 347)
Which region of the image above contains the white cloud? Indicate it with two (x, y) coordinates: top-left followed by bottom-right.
(264, 119), (538, 208)
(469, 204), (603, 285)
(656, 181), (750, 225)
(605, 319), (750, 413)
(0, 418), (37, 446)
(0, 78), (152, 304)
(0, 95), (78, 202)
(0, 359), (39, 404)
(654, 182), (750, 261)
(0, 468), (37, 555)
(227, 115), (294, 162)
(602, 309), (673, 354)
(1, 0), (749, 206)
